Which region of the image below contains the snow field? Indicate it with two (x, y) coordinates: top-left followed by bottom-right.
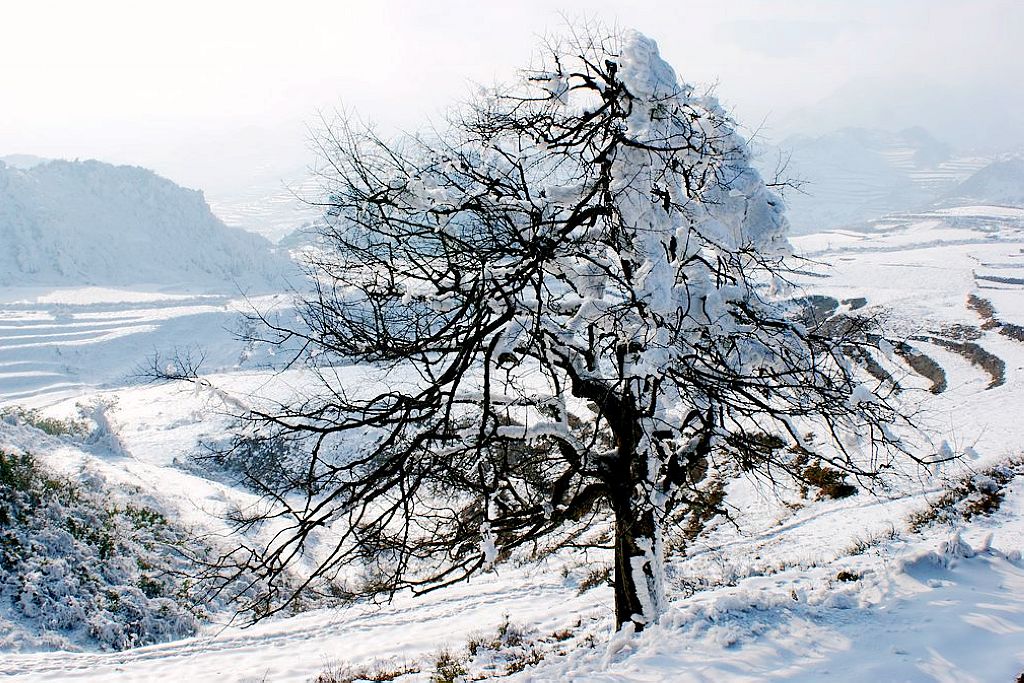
(0, 289), (286, 408)
(3, 206), (1024, 679)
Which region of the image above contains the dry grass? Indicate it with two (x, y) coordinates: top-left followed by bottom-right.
(314, 658), (420, 683)
(908, 458), (1023, 533)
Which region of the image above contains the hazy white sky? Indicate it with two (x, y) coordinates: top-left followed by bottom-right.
(2, 0), (1021, 192)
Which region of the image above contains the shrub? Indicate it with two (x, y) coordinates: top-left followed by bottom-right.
(463, 617), (547, 677)
(801, 462), (858, 500)
(908, 458), (1023, 532)
(0, 406), (88, 437)
(0, 449), (197, 650)
(576, 566), (612, 595)
(430, 649), (467, 683)
(314, 658), (419, 683)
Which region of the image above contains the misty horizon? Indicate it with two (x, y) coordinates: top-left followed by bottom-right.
(3, 0), (1022, 198)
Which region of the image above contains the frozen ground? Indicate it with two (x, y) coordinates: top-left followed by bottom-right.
(2, 205), (1024, 680)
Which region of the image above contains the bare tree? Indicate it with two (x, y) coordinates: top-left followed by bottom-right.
(197, 27), (914, 630)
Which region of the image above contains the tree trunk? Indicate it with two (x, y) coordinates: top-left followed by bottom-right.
(591, 382), (666, 630)
(612, 498), (664, 631)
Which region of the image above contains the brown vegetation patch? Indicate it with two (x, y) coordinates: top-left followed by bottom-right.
(966, 293), (998, 328)
(1001, 323), (1024, 343)
(894, 342), (947, 394)
(800, 461), (858, 500)
(929, 338), (1006, 388)
(932, 323), (983, 341)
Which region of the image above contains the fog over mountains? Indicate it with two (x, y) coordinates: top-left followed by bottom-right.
(4, 125), (1020, 255)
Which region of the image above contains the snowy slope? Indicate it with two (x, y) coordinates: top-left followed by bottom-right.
(0, 288), (287, 407)
(760, 128), (993, 234)
(0, 160), (292, 289)
(3, 205), (1024, 680)
(943, 157), (1024, 207)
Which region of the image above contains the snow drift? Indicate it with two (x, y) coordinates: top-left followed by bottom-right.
(0, 159), (292, 289)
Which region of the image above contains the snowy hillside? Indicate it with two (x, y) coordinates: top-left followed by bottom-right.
(2, 204), (1024, 680)
(206, 171), (321, 244)
(762, 128), (992, 234)
(0, 160), (292, 289)
(943, 157), (1024, 207)
(0, 154), (48, 170)
(0, 288), (286, 406)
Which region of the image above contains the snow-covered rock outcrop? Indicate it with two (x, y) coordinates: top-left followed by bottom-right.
(0, 159), (291, 289)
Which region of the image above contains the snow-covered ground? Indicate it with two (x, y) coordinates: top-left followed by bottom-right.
(0, 287), (286, 407)
(3, 205), (1024, 681)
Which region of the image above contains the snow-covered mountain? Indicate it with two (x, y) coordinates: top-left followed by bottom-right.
(0, 159), (292, 289)
(0, 154), (48, 170)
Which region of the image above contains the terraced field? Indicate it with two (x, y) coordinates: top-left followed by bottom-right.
(0, 289), (275, 407)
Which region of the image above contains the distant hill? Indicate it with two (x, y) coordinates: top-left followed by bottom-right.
(0, 159), (293, 289)
(943, 158), (1024, 207)
(0, 154), (49, 169)
(757, 127), (991, 234)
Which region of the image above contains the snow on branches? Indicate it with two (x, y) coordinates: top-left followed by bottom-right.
(216, 27), (912, 630)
